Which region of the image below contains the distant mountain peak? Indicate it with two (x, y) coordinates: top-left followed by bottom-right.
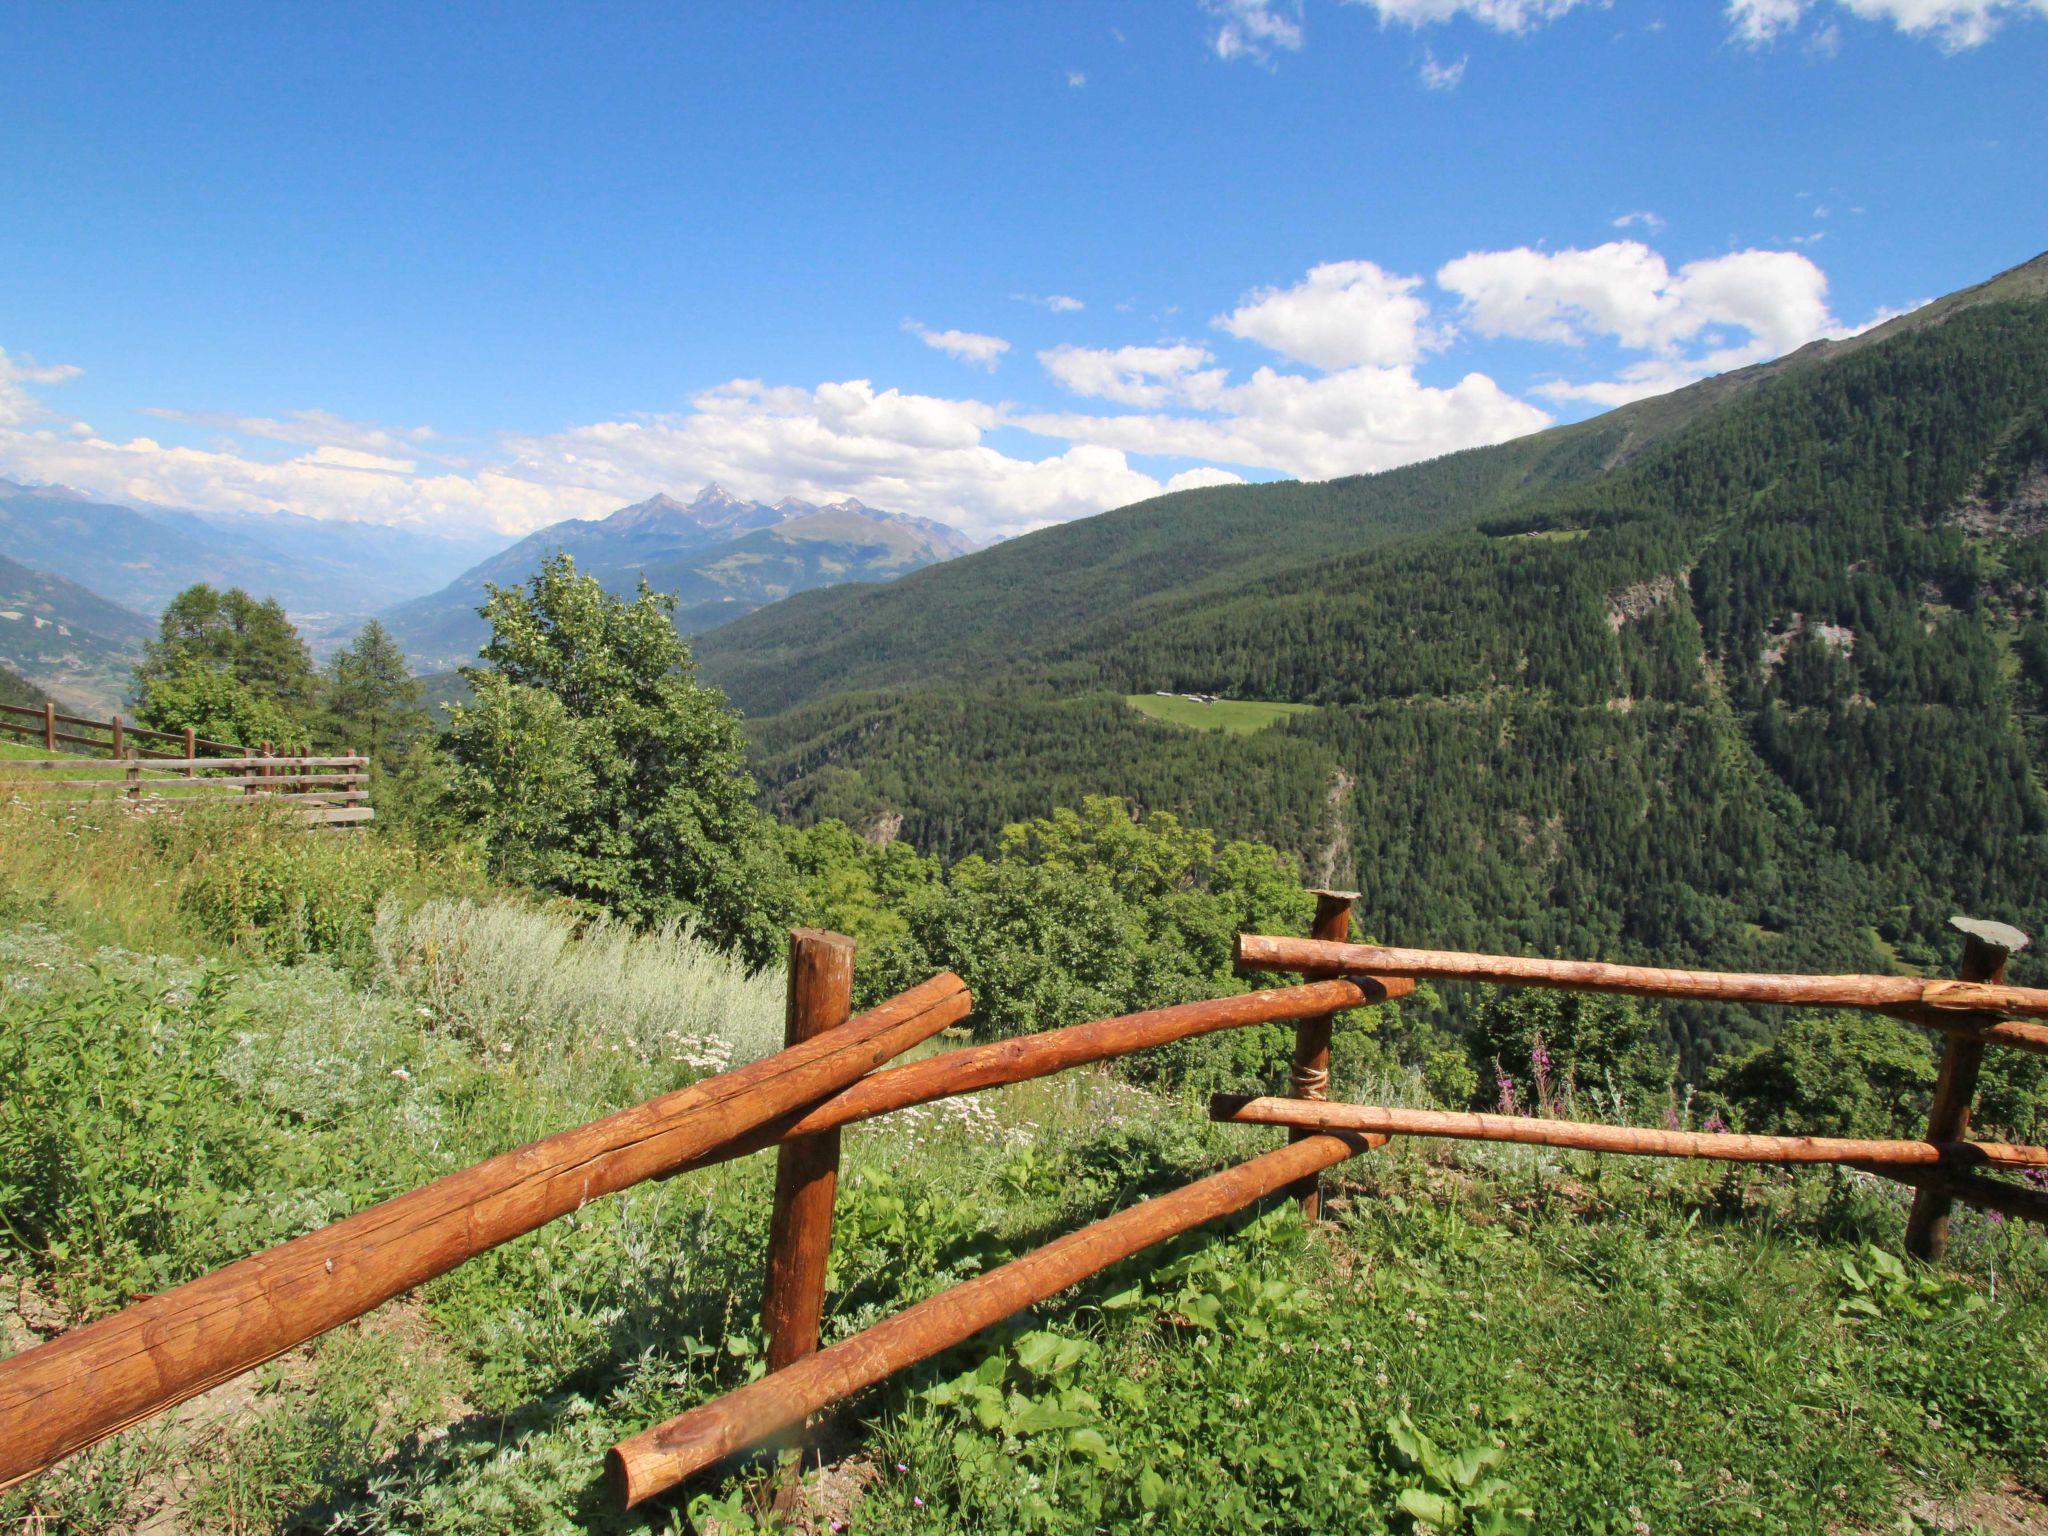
(693, 482), (744, 506)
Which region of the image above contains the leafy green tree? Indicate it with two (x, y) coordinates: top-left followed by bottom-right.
(134, 585), (317, 726)
(1705, 1012), (1937, 1139)
(445, 554), (788, 963)
(324, 620), (428, 765)
(781, 818), (940, 950)
(132, 656), (298, 749)
(864, 796), (1311, 1036)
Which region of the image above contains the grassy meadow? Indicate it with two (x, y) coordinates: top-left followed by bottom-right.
(0, 802), (2044, 1534)
(1123, 695), (1318, 735)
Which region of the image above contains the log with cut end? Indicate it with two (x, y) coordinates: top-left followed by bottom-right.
(1208, 1096), (2048, 1169)
(609, 1129), (1383, 1509)
(1233, 935), (2048, 1053)
(0, 971), (971, 1492)
(666, 975), (1409, 1177)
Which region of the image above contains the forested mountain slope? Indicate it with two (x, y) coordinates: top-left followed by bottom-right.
(717, 260), (2048, 1064)
(698, 253), (2048, 718)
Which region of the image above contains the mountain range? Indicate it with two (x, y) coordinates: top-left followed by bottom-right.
(380, 484), (975, 672)
(698, 249), (2048, 1065)
(0, 478), (499, 628)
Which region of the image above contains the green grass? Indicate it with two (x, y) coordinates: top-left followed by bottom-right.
(1125, 694), (1317, 734)
(2, 826), (2045, 1534)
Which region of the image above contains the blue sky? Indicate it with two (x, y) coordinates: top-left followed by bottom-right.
(1, 0), (2042, 543)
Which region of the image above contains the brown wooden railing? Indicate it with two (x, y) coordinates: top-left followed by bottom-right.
(0, 699), (257, 761)
(1, 899), (2042, 1514)
(0, 701), (368, 825)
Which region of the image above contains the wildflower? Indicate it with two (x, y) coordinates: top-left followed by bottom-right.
(913, 1497), (925, 1508)
(1530, 1033), (1553, 1113)
(895, 1462), (909, 1474)
(1494, 1059), (1518, 1116)
(1703, 1112), (1728, 1134)
(390, 1067), (411, 1081)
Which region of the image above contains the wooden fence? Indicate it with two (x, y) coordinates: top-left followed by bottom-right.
(1, 900), (2043, 1513)
(0, 702), (368, 826)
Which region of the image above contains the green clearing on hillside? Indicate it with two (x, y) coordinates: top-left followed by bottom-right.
(1124, 694), (1317, 733)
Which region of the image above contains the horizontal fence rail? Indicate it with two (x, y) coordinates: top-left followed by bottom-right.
(0, 972), (971, 1491)
(1210, 1095), (2048, 1170)
(1235, 934), (2048, 1051)
(608, 1131), (1383, 1508)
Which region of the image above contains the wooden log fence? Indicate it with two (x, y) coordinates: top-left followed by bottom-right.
(0, 741), (371, 826)
(0, 700), (257, 761)
(5, 899), (2044, 1514)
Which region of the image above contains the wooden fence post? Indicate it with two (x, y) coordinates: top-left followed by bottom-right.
(125, 750), (140, 805)
(109, 714), (123, 760)
(183, 727), (196, 777)
(42, 702), (55, 752)
(1905, 915), (2030, 1261)
(1289, 889), (1358, 1221)
(762, 930), (857, 1373)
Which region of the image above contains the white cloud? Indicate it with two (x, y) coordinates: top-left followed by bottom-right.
(1218, 260), (1449, 370)
(141, 406), (439, 459)
(904, 321), (1012, 370)
(1067, 69), (1088, 86)
(1205, 0), (1305, 62)
(1727, 0), (2048, 48)
(1012, 292), (1086, 313)
(1440, 240), (1848, 405)
(1611, 210), (1666, 232)
(1039, 344), (1228, 408)
(0, 347), (83, 429)
(1350, 0), (1602, 30)
(1018, 363), (1550, 483)
(1728, 0), (1807, 41)
(1439, 240), (1835, 357)
(1419, 48), (1469, 86)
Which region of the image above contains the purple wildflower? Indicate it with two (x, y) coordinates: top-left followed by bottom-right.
(1703, 1112), (1727, 1134)
(913, 1496), (926, 1508)
(1530, 1034), (1553, 1115)
(1664, 1105), (1681, 1132)
(895, 1462), (910, 1474)
(1495, 1061), (1518, 1116)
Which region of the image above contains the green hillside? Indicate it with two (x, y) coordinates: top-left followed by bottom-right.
(711, 259), (2048, 1062)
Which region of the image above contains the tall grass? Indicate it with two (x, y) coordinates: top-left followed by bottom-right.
(373, 898), (785, 1078)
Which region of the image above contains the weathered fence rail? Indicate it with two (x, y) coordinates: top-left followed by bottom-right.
(0, 700), (371, 826)
(2, 897), (2043, 1517)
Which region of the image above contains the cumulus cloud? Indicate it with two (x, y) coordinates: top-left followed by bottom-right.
(1612, 210), (1666, 232)
(1728, 0), (2048, 48)
(1439, 240), (1835, 355)
(1018, 363), (1550, 482)
(1217, 260), (1450, 370)
(904, 321), (1012, 370)
(1418, 48), (1469, 86)
(1351, 0), (1601, 30)
(1205, 0), (1305, 61)
(1039, 344), (1228, 408)
(0, 347), (83, 429)
(1438, 240), (1850, 405)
